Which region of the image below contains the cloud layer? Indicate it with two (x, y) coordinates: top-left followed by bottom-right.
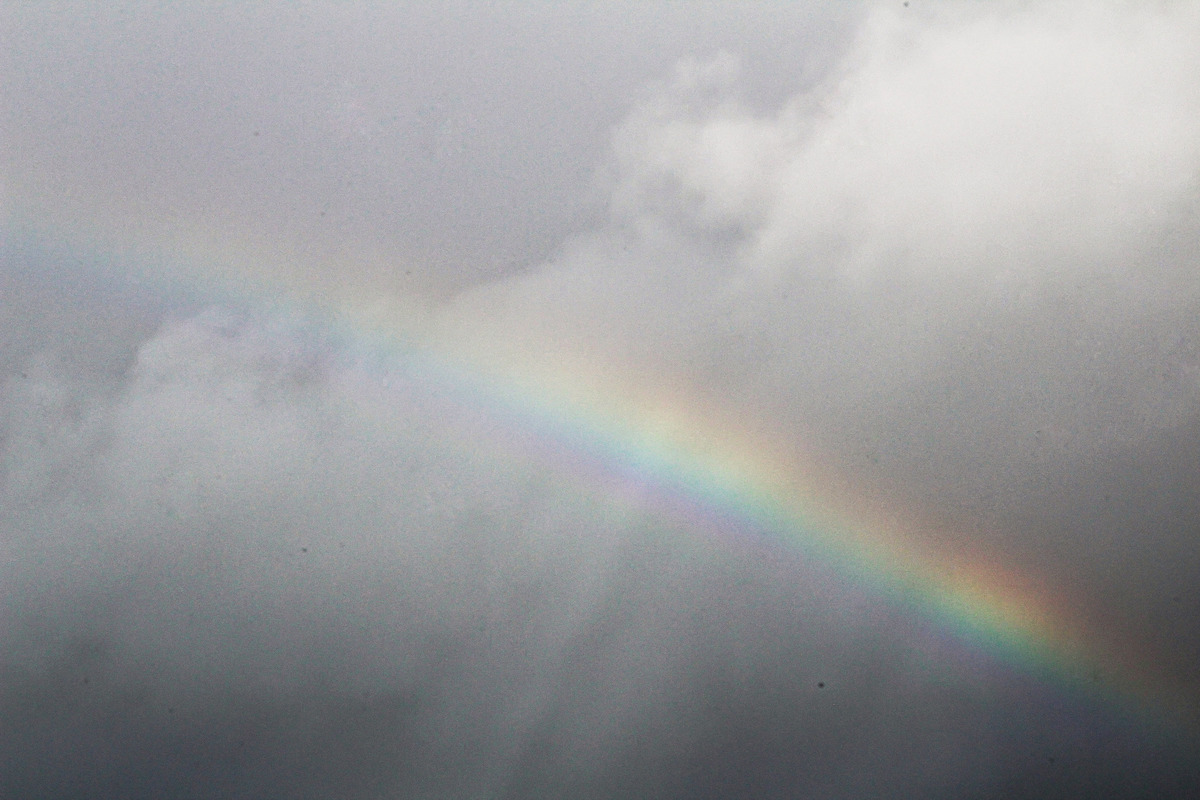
(4, 2), (1200, 797)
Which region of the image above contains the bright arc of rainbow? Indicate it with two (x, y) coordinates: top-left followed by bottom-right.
(3, 213), (1198, 740)
(421, 336), (1192, 730)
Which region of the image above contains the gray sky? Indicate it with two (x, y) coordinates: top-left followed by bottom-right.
(3, 2), (1200, 797)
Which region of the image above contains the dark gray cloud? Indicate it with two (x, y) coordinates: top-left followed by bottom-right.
(3, 1), (1200, 798)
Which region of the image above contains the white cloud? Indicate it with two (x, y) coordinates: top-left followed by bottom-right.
(606, 3), (1200, 288)
(446, 1), (1200, 507)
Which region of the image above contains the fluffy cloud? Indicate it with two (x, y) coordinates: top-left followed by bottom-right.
(452, 1), (1200, 507)
(607, 5), (1200, 280)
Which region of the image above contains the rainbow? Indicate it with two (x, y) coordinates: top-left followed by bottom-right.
(3, 204), (1197, 741)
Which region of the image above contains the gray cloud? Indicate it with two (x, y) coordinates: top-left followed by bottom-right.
(0, 0), (857, 295)
(3, 1), (1200, 797)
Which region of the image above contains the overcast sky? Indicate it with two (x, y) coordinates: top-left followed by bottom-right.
(3, 2), (1200, 798)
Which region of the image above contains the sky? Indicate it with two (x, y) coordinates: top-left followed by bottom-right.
(2, 1), (1200, 797)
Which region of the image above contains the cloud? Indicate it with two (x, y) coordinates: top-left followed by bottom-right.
(752, 4), (1200, 279)
(3, 1), (1200, 797)
(449, 0), (1200, 507)
(1, 307), (937, 797)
